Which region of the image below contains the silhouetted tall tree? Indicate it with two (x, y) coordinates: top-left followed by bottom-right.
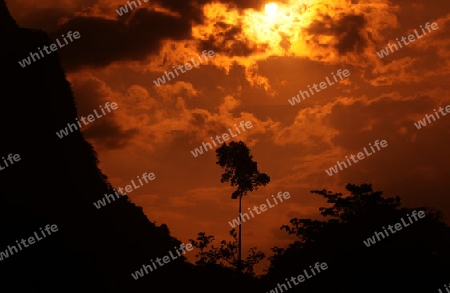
(215, 141), (270, 272)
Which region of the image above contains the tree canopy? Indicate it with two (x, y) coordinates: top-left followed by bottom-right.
(264, 183), (450, 292)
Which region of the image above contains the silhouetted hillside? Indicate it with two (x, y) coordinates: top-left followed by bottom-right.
(0, 1), (198, 291)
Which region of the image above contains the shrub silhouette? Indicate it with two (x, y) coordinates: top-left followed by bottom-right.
(189, 228), (265, 276)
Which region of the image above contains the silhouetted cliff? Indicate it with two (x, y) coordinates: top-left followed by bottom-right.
(0, 1), (194, 292)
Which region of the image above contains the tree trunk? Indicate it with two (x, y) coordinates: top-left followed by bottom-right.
(238, 193), (242, 273)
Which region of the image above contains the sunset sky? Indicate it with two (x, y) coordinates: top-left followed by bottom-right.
(8, 0), (450, 273)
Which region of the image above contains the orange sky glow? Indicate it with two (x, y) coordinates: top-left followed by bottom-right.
(7, 0), (450, 274)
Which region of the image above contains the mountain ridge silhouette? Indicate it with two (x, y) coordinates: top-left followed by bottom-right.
(0, 1), (198, 291)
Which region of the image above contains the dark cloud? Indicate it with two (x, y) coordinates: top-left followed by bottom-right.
(333, 14), (367, 54)
(73, 78), (109, 115)
(189, 112), (208, 127)
(153, 0), (207, 24)
(220, 0), (262, 9)
(70, 72), (139, 150)
(324, 94), (435, 151)
(199, 21), (257, 57)
(156, 0), (262, 16)
(50, 9), (192, 71)
(17, 8), (68, 31)
(7, 0), (98, 32)
(83, 117), (139, 150)
(307, 13), (368, 56)
(51, 0), (266, 69)
(9, 0), (266, 70)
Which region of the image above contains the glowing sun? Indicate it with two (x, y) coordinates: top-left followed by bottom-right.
(264, 3), (278, 17)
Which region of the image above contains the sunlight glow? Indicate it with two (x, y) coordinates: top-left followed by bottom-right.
(265, 3), (278, 17)
(192, 1), (321, 58)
